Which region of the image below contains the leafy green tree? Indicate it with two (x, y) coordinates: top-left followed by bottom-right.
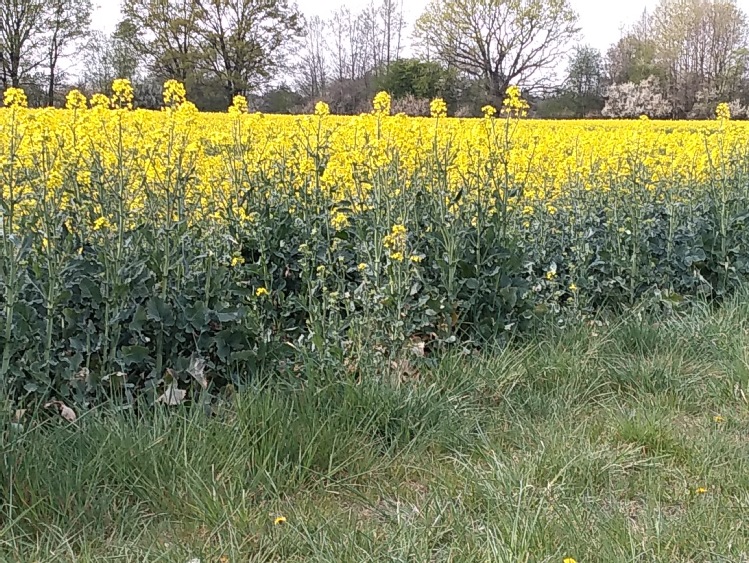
(606, 10), (662, 86)
(196, 0), (303, 105)
(258, 83), (303, 113)
(378, 58), (457, 101)
(121, 0), (203, 83)
(565, 45), (605, 116)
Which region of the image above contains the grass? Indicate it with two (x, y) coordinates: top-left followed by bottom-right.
(3, 297), (749, 562)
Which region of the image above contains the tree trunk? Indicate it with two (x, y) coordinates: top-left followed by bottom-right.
(488, 72), (508, 102)
(48, 66), (55, 107)
(10, 52), (21, 88)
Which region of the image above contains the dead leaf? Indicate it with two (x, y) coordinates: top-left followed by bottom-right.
(157, 383), (187, 406)
(164, 367), (177, 383)
(410, 338), (426, 357)
(74, 367), (90, 382)
(13, 409), (26, 423)
(44, 400), (77, 422)
(60, 404), (77, 422)
(188, 356), (208, 389)
(390, 359), (420, 384)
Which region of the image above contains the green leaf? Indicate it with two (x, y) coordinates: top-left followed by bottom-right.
(121, 345), (151, 366)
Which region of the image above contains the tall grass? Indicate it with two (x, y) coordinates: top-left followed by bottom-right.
(2, 293), (749, 561)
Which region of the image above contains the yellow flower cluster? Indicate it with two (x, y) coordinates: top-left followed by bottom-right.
(716, 102), (731, 121)
(229, 95), (249, 115)
(1, 79), (745, 238)
(502, 85), (529, 117)
(3, 88), (28, 108)
(373, 91), (391, 115)
(383, 224), (408, 262)
(112, 79), (135, 110)
(430, 98), (448, 118)
(314, 101), (330, 116)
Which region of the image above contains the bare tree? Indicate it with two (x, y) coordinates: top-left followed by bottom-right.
(379, 0), (405, 70)
(607, 0), (749, 117)
(328, 7), (365, 82)
(651, 0), (748, 114)
(44, 0), (92, 106)
(414, 0), (580, 98)
(0, 0), (46, 88)
(82, 25), (140, 95)
(296, 15), (328, 98)
(360, 2), (384, 77)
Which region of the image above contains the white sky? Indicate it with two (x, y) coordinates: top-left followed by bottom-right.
(91, 0), (749, 53)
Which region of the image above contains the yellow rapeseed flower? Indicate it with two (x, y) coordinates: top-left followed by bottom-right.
(90, 93), (110, 109)
(274, 516), (287, 525)
(256, 287), (270, 298)
(229, 95), (249, 115)
(502, 85), (529, 117)
(3, 84), (749, 262)
(65, 89), (88, 110)
(430, 98), (447, 118)
(112, 78), (134, 109)
(163, 79), (187, 108)
(330, 211), (349, 230)
(314, 101), (330, 116)
(3, 87), (28, 108)
(716, 102), (731, 121)
(92, 216), (112, 231)
(373, 91), (391, 115)
(383, 224), (408, 260)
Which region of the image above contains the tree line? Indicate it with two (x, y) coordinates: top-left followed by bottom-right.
(0, 0), (747, 118)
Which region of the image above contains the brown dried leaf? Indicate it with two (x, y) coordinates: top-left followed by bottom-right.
(157, 383), (187, 406)
(410, 339), (426, 357)
(44, 400), (77, 422)
(390, 359), (420, 384)
(188, 356), (208, 389)
(74, 367), (90, 382)
(60, 404), (77, 422)
(13, 409), (26, 423)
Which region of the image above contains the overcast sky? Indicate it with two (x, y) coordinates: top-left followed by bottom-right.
(91, 0), (749, 53)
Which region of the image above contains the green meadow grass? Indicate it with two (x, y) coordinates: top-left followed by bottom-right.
(3, 296), (749, 562)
